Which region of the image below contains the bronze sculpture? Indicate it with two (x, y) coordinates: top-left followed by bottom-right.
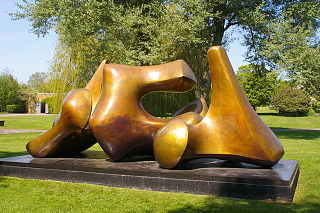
(154, 46), (284, 168)
(26, 46), (284, 169)
(27, 60), (207, 159)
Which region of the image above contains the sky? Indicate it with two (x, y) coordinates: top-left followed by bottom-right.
(0, 0), (248, 84)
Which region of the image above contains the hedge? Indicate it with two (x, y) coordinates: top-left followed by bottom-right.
(6, 104), (25, 113)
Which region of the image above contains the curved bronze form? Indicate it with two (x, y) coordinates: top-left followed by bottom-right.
(26, 59), (206, 159)
(26, 88), (95, 157)
(154, 46), (284, 169)
(89, 60), (199, 160)
(26, 60), (108, 157)
(172, 97), (208, 118)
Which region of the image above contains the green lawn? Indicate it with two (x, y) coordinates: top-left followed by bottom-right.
(260, 115), (320, 129)
(0, 133), (36, 158)
(0, 115), (57, 130)
(0, 115), (319, 212)
(0, 132), (102, 158)
(0, 113), (319, 130)
(256, 106), (279, 114)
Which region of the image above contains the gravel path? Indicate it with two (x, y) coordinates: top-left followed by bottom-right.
(0, 129), (46, 134)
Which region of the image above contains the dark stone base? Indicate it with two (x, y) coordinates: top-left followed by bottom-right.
(0, 151), (299, 202)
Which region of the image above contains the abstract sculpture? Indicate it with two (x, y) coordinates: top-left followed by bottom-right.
(154, 46), (284, 168)
(26, 46), (284, 169)
(26, 60), (207, 159)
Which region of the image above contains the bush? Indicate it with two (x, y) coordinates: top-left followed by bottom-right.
(6, 104), (25, 113)
(271, 85), (311, 116)
(311, 100), (320, 113)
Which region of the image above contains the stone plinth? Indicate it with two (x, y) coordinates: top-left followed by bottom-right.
(0, 151), (299, 202)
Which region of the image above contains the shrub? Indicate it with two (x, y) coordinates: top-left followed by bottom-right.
(6, 104), (25, 113)
(271, 85), (311, 116)
(311, 100), (320, 113)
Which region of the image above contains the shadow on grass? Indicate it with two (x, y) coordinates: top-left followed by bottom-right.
(0, 176), (7, 188)
(168, 195), (320, 213)
(273, 130), (320, 140)
(0, 176), (8, 186)
(0, 151), (28, 159)
(258, 112), (279, 116)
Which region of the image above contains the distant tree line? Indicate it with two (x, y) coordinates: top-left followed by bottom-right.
(0, 69), (25, 112)
(0, 69), (49, 113)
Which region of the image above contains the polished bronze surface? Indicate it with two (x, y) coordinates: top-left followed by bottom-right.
(154, 46), (284, 169)
(172, 97), (208, 117)
(26, 88), (95, 157)
(26, 59), (206, 159)
(89, 60), (199, 160)
(85, 60), (107, 110)
(26, 60), (108, 157)
(27, 46), (283, 167)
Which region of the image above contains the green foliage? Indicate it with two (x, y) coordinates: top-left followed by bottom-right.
(12, 0), (320, 110)
(260, 23), (320, 100)
(307, 108), (316, 116)
(311, 99), (320, 113)
(27, 72), (48, 92)
(41, 94), (65, 114)
(0, 69), (23, 112)
(5, 105), (25, 113)
(237, 64), (278, 110)
(242, 2), (320, 100)
(14, 0), (211, 95)
(142, 90), (196, 117)
(271, 84), (311, 116)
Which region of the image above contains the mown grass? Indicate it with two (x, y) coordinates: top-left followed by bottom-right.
(0, 133), (36, 158)
(256, 106), (279, 114)
(0, 133), (102, 158)
(0, 115), (57, 130)
(0, 115), (319, 212)
(261, 115), (320, 129)
(257, 107), (320, 129)
(0, 112), (319, 131)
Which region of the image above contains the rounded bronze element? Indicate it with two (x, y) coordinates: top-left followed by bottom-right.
(26, 88), (94, 157)
(154, 118), (188, 169)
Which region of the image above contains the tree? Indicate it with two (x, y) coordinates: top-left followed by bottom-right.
(12, 0), (319, 100)
(27, 72), (48, 92)
(242, 2), (320, 100)
(259, 25), (320, 100)
(237, 65), (278, 110)
(0, 69), (23, 111)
